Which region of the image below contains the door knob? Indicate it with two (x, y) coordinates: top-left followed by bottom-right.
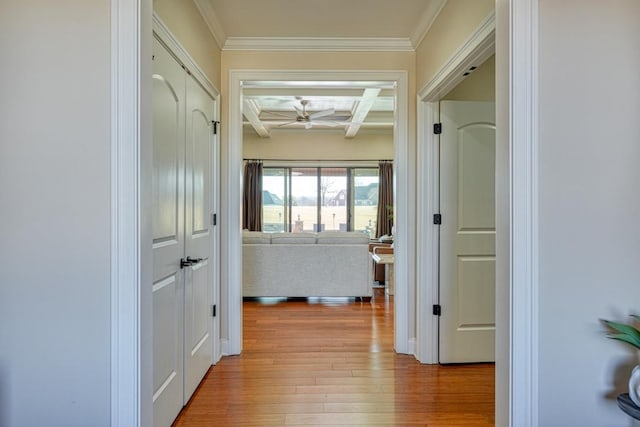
(180, 256), (203, 269)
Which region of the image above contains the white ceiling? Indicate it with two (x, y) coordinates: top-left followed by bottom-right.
(198, 0), (447, 49)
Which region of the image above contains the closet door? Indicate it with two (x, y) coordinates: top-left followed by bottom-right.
(152, 38), (185, 427)
(183, 75), (214, 401)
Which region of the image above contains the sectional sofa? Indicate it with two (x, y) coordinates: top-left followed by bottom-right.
(242, 230), (372, 299)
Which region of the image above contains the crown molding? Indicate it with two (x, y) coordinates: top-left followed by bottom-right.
(411, 0), (448, 48)
(223, 37), (415, 52)
(192, 0), (226, 49)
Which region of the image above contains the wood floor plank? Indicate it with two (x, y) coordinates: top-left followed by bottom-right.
(172, 290), (494, 426)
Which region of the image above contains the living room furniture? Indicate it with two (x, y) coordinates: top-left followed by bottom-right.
(242, 230), (372, 299)
(371, 246), (394, 295)
(369, 242), (392, 284)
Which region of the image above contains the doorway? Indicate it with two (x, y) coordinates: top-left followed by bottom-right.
(415, 17), (495, 365)
(224, 71), (413, 356)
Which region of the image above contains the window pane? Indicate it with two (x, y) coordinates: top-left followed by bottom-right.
(262, 168), (286, 232)
(320, 168), (348, 231)
(291, 168), (318, 232)
(353, 168), (379, 238)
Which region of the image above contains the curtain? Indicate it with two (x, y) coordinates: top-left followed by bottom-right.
(375, 161), (393, 238)
(242, 160), (263, 231)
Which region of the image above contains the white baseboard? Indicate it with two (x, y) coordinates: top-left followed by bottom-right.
(407, 338), (416, 356)
(221, 338), (231, 356)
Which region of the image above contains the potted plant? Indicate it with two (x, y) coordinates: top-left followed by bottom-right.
(604, 315), (640, 407)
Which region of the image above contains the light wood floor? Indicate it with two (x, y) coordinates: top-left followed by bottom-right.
(173, 289), (495, 426)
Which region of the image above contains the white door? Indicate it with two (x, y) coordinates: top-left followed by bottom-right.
(439, 100), (496, 364)
(152, 37), (185, 426)
(183, 74), (214, 401)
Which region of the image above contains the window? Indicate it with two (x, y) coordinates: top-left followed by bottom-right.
(262, 168), (287, 232)
(262, 166), (379, 237)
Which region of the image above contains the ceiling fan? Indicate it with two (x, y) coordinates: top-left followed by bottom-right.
(262, 99), (350, 129)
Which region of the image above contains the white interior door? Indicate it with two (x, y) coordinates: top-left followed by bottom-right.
(439, 100), (496, 364)
(152, 37), (185, 426)
(183, 74), (214, 401)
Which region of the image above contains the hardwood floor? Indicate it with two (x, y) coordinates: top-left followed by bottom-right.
(173, 290), (495, 426)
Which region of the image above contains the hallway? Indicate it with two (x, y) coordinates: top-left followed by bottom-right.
(173, 291), (494, 426)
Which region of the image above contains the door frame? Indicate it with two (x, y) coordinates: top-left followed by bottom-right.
(415, 11), (495, 363)
(224, 70), (413, 356)
(151, 14), (224, 366)
(110, 2), (222, 425)
(415, 1), (539, 425)
(110, 0), (540, 425)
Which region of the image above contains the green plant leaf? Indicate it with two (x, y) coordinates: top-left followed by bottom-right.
(607, 333), (640, 350)
(603, 319), (640, 339)
(603, 318), (640, 350)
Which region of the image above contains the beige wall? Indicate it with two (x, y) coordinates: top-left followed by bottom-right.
(154, 0), (221, 89)
(416, 0), (494, 90)
(443, 54), (495, 101)
(244, 130), (393, 161)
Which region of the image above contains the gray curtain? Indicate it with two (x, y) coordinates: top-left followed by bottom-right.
(242, 160), (263, 231)
(375, 161), (393, 238)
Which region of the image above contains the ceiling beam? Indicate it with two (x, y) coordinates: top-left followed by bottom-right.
(243, 99), (270, 138)
(345, 88), (381, 138)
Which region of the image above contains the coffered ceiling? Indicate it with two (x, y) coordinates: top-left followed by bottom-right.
(243, 86), (395, 138)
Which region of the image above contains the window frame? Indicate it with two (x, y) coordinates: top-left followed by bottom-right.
(262, 165), (378, 235)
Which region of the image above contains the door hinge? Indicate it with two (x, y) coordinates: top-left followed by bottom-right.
(433, 214), (442, 225)
(211, 213), (217, 226)
(433, 304), (442, 316)
(212, 121), (220, 135)
(433, 123), (442, 135)
(212, 304), (217, 317)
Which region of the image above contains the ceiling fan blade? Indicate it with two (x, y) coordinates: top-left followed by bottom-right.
(309, 108), (335, 120)
(312, 121), (342, 127)
(279, 120), (299, 128)
(261, 110), (297, 119)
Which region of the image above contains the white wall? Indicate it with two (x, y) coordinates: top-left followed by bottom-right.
(538, 1), (640, 424)
(0, 1), (111, 425)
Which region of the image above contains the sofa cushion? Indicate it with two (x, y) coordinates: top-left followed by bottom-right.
(242, 231), (271, 244)
(270, 232), (317, 244)
(316, 231), (370, 244)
